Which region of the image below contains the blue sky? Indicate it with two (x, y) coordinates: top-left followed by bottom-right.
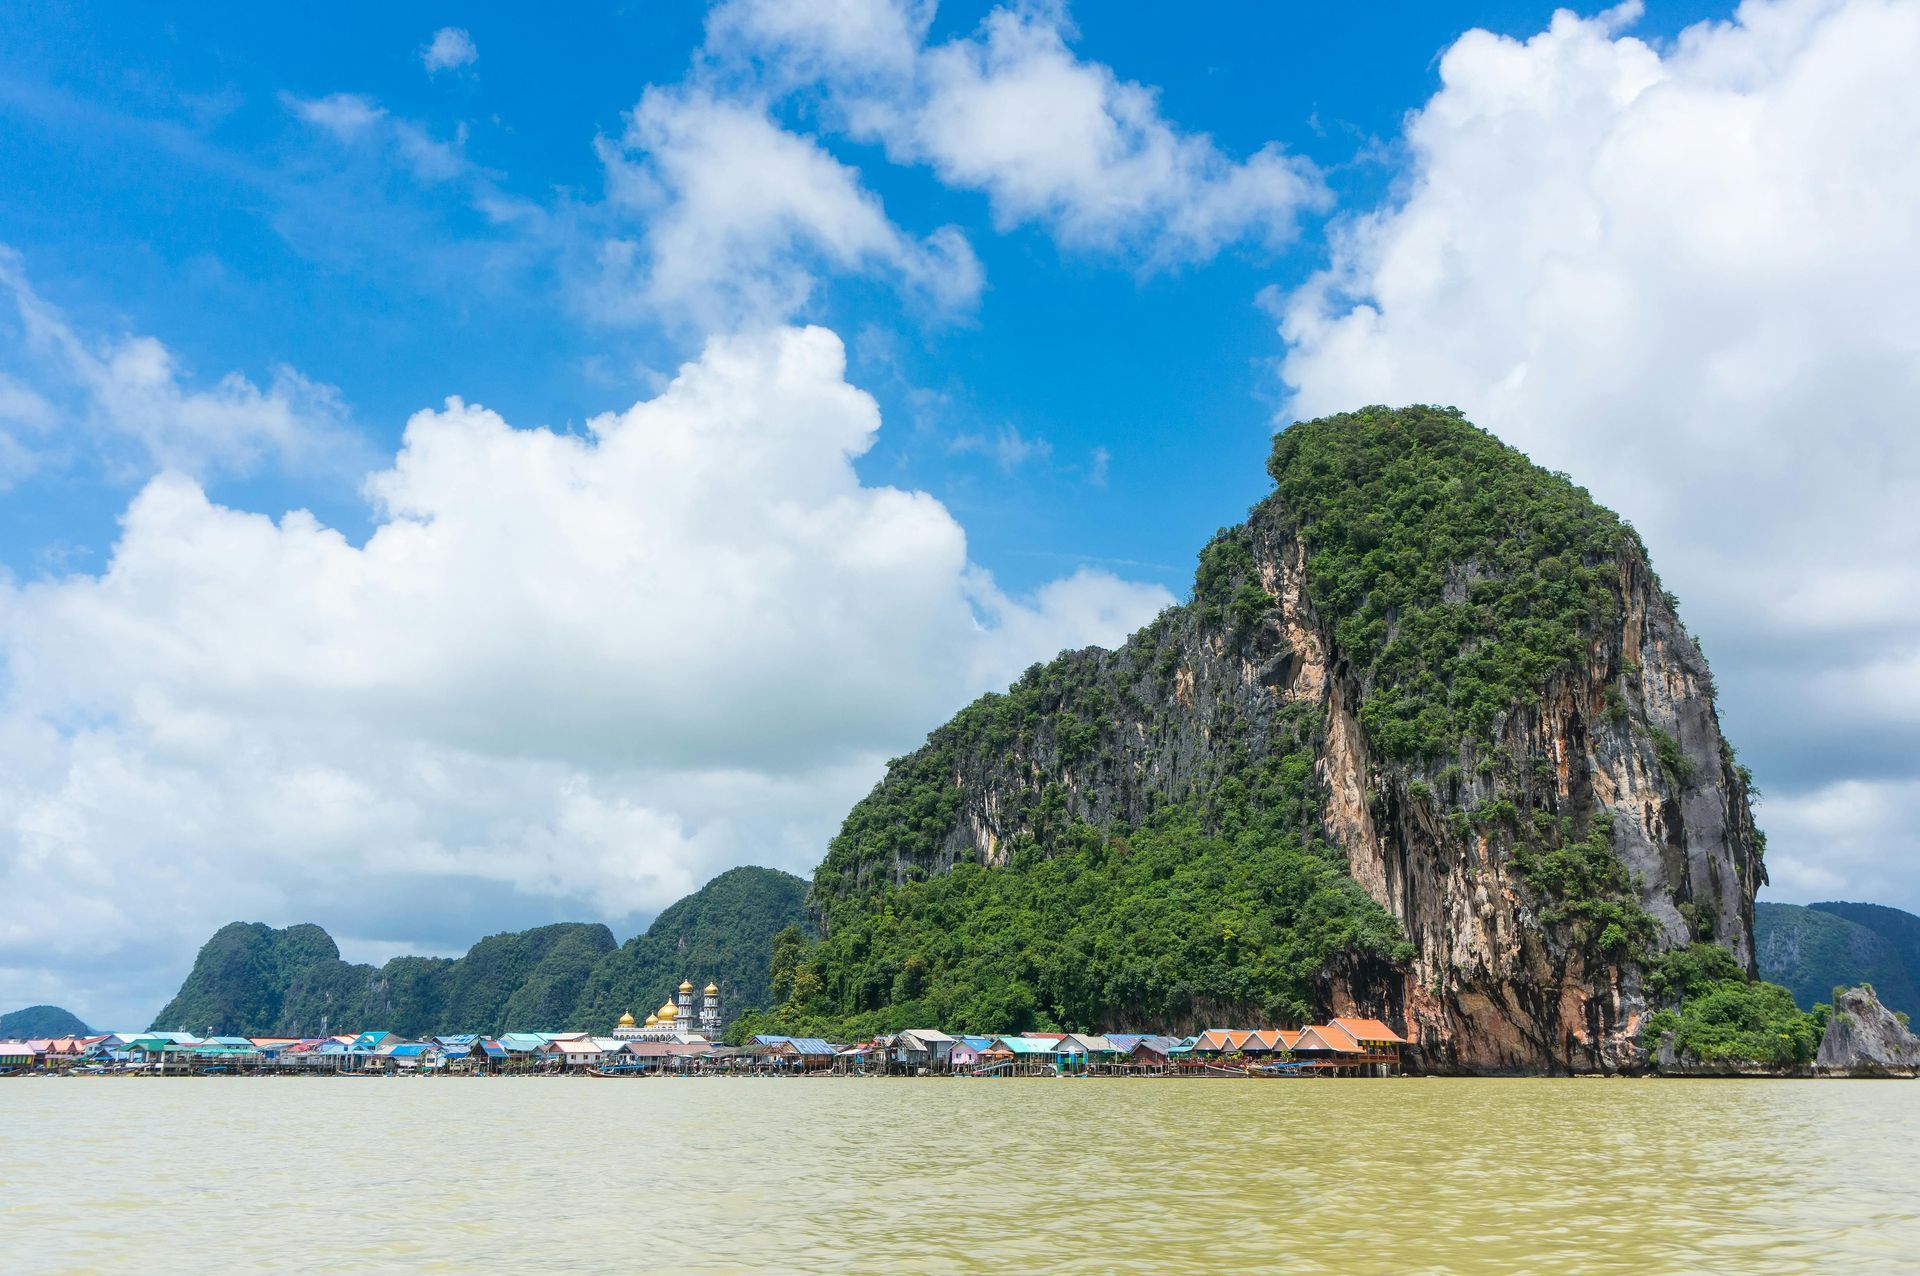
(3, 0), (1918, 1027)
(0, 1), (1728, 590)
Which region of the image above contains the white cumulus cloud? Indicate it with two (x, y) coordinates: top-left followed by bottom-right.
(0, 247), (359, 482)
(423, 27), (478, 74)
(904, 8), (1323, 260)
(0, 325), (1172, 1026)
(285, 91), (387, 138)
(1275, 0), (1920, 911)
(593, 87), (981, 329)
(707, 0), (933, 83)
(707, 0), (1325, 262)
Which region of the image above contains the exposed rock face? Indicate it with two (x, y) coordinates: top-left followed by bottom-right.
(815, 407), (1766, 1073)
(1816, 985), (1920, 1077)
(1261, 514), (1762, 1072)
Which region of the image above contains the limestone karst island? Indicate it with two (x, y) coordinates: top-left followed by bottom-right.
(9, 2), (1920, 1266)
(12, 410), (1919, 1081)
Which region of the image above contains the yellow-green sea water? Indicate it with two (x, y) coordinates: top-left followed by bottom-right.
(2, 1075), (1915, 1272)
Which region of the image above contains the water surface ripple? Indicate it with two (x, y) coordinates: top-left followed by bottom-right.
(3, 1076), (1915, 1272)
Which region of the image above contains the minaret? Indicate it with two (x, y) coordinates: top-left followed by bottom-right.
(701, 981), (721, 1038)
(677, 979), (695, 1036)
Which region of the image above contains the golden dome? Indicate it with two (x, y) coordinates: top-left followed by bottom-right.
(678, 979), (694, 993)
(643, 1014), (658, 1027)
(657, 1000), (678, 1020)
(618, 1010), (636, 1027)
(704, 982), (719, 995)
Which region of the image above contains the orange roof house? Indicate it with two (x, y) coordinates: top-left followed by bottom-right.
(1192, 1029), (1298, 1054)
(1317, 1022), (1363, 1052)
(1191, 1029), (1253, 1053)
(1330, 1017), (1408, 1046)
(1292, 1025), (1362, 1055)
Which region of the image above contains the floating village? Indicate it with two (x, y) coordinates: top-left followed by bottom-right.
(0, 978), (1410, 1078)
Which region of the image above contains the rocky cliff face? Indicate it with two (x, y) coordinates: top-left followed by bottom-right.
(1816, 985), (1920, 1077)
(1293, 524), (1764, 1072)
(814, 406), (1766, 1072)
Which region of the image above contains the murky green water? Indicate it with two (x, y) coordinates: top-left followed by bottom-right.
(2, 1076), (1915, 1271)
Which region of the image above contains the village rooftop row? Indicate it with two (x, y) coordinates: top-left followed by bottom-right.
(0, 1018), (1410, 1078)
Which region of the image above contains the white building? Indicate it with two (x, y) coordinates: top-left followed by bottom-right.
(611, 977), (722, 1044)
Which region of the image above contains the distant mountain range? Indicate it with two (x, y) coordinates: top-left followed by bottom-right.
(1755, 901), (1920, 1019)
(0, 1004), (91, 1037)
(149, 865), (810, 1037)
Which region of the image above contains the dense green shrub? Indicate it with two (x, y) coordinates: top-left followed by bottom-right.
(784, 705), (1411, 1039)
(1651, 728), (1695, 786)
(1266, 406), (1631, 761)
(1644, 943), (1822, 1067)
(1510, 816), (1658, 961)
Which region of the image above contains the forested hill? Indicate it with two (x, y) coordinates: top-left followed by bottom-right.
(771, 405), (1772, 1073)
(1756, 901), (1920, 1019)
(0, 1004), (91, 1037)
(149, 866), (809, 1037)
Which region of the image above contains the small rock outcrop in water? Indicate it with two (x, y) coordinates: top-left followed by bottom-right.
(800, 407), (1765, 1073)
(1816, 985), (1920, 1077)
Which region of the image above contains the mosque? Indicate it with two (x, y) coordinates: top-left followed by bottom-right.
(613, 979), (722, 1043)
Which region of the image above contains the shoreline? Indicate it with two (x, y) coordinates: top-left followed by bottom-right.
(10, 1066), (1909, 1081)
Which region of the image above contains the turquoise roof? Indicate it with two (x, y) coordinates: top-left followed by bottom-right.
(498, 1033), (549, 1051)
(993, 1036), (1059, 1055)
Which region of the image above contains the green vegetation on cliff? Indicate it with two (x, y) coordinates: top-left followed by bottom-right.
(783, 406), (1697, 1042)
(1644, 942), (1824, 1068)
(1507, 815), (1658, 961)
(0, 1005), (92, 1037)
(572, 866), (814, 1028)
(773, 695), (1411, 1040)
(1267, 405), (1629, 762)
(1277, 408), (1682, 969)
(151, 866), (809, 1036)
(152, 922), (344, 1036)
